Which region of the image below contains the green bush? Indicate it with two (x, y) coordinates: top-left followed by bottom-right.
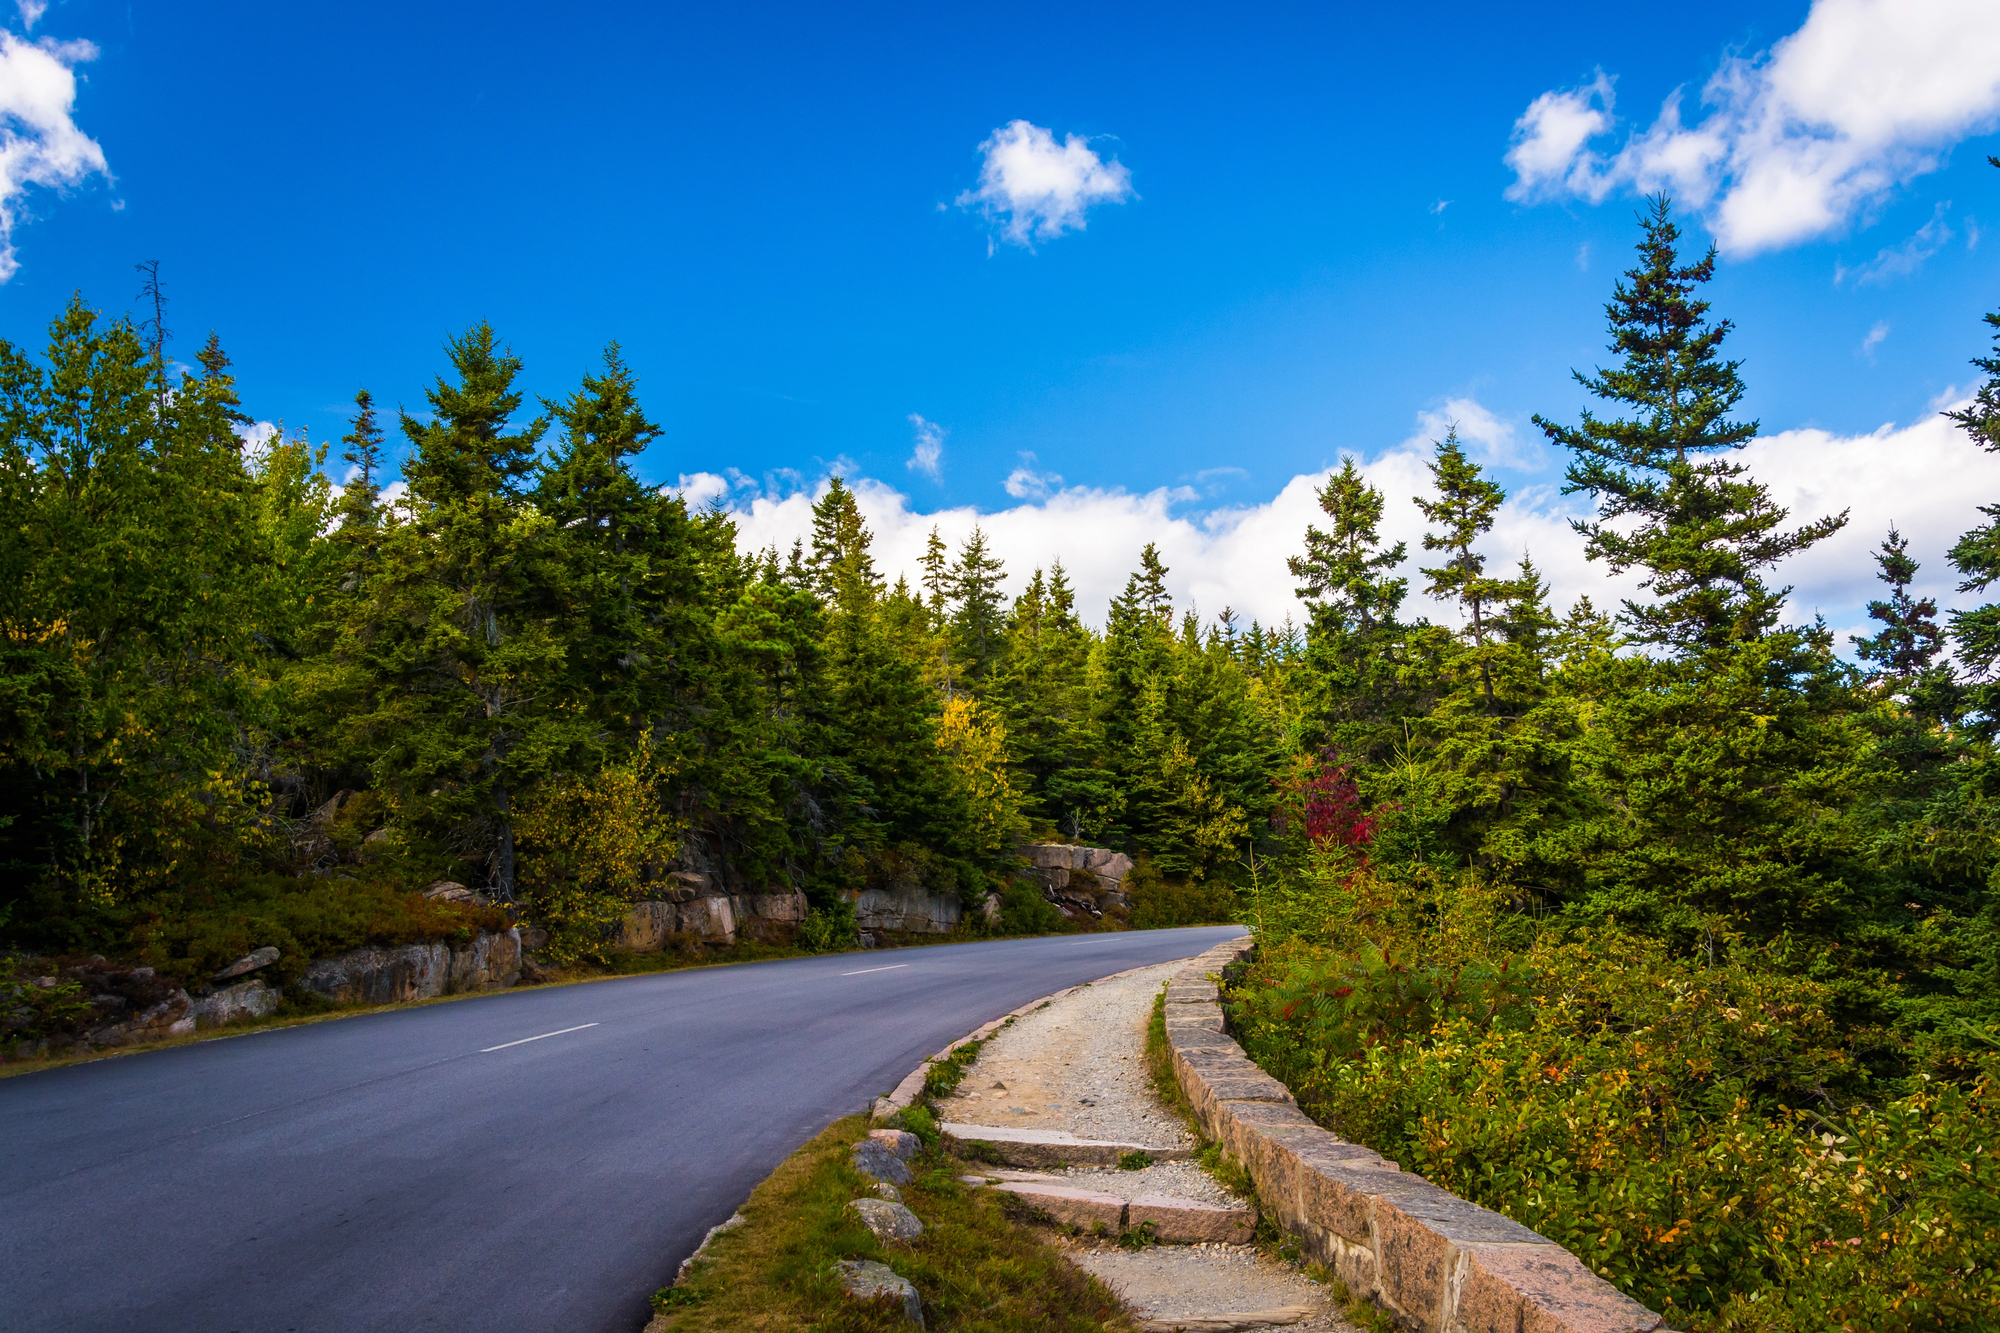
(995, 881), (1069, 935)
(1230, 915), (2000, 1330)
(1126, 857), (1238, 929)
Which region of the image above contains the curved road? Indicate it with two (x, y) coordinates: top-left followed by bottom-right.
(2, 925), (1244, 1333)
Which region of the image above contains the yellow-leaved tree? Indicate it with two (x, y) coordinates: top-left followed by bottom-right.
(934, 695), (1028, 861)
(513, 742), (682, 965)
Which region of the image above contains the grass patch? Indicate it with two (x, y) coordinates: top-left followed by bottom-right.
(1143, 986), (1200, 1136)
(654, 1115), (1138, 1332)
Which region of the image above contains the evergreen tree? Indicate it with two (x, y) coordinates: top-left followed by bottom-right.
(332, 389), (385, 581)
(1853, 527), (1946, 691)
(1290, 458), (1407, 637)
(1946, 312), (2000, 723)
(1414, 428), (1511, 710)
(351, 325), (573, 903)
(1536, 197), (1845, 650)
(1289, 459), (1412, 762)
(949, 525), (1008, 692)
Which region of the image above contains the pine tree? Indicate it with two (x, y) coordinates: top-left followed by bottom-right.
(808, 477), (880, 612)
(332, 390), (385, 582)
(1946, 311), (2000, 724)
(1288, 459), (1412, 762)
(1535, 197), (1845, 651)
(1853, 527), (1945, 689)
(1414, 428), (1511, 709)
(1290, 458), (1407, 637)
(353, 325), (572, 903)
(534, 344), (704, 745)
(949, 525), (1008, 691)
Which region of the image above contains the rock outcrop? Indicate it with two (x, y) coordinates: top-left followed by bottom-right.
(1024, 843), (1135, 920)
(851, 884), (962, 934)
(298, 928), (521, 1005)
(616, 887), (808, 950)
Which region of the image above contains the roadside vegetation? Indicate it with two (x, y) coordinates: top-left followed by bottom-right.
(1224, 196), (2000, 1331)
(651, 1113), (1136, 1332)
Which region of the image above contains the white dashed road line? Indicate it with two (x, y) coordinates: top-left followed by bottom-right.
(481, 1023), (599, 1053)
(841, 964), (910, 976)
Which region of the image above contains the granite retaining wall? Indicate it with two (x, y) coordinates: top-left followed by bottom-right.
(1165, 939), (1671, 1333)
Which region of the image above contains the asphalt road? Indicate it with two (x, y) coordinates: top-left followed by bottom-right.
(1, 924), (1245, 1333)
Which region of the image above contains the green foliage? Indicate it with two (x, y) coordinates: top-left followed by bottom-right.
(1125, 857), (1237, 929)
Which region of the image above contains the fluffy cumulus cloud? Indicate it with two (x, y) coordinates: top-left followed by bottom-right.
(0, 28), (109, 280)
(1504, 0), (2000, 255)
(956, 119), (1133, 249)
(674, 393), (2000, 654)
(906, 413), (945, 482)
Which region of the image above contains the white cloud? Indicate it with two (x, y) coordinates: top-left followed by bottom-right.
(1431, 199), (1451, 215)
(15, 1), (45, 29)
(906, 413), (945, 482)
(0, 29), (108, 281)
(1504, 0), (2000, 256)
(956, 119), (1133, 249)
(1004, 451), (1063, 500)
(1859, 320), (1889, 360)
(676, 393), (2000, 651)
(1402, 395), (1543, 470)
(1837, 202), (1954, 283)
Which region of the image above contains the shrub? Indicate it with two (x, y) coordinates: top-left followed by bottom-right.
(1229, 888), (2000, 1330)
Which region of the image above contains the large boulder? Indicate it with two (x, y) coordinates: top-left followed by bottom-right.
(678, 895), (737, 944)
(213, 946), (279, 982)
(836, 1259), (923, 1325)
(190, 979), (281, 1029)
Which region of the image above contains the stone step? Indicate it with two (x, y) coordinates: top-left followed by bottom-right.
(940, 1120), (1192, 1169)
(974, 1179), (1257, 1245)
(1135, 1308), (1313, 1331)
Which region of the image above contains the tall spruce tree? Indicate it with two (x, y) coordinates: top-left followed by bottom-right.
(353, 324), (574, 903)
(1946, 310), (2000, 724)
(1853, 527), (1946, 691)
(949, 525), (1008, 692)
(1289, 458), (1411, 762)
(1414, 428), (1511, 710)
(1536, 198), (1845, 650)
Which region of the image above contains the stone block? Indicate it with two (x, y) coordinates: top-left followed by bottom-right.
(1458, 1245), (1664, 1333)
(991, 1182), (1127, 1232)
(940, 1121), (1190, 1168)
(852, 885), (961, 934)
(1127, 1193), (1257, 1244)
(679, 895), (737, 943)
(190, 979), (280, 1029)
(1164, 978), (1219, 1004)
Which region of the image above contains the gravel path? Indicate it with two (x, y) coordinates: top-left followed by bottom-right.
(1071, 1245), (1355, 1332)
(943, 959), (1357, 1333)
(939, 961), (1194, 1149)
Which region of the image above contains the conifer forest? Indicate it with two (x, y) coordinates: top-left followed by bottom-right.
(5, 201), (2000, 1327)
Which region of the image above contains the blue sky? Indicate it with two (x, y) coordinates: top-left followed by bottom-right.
(3, 0), (1999, 635)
